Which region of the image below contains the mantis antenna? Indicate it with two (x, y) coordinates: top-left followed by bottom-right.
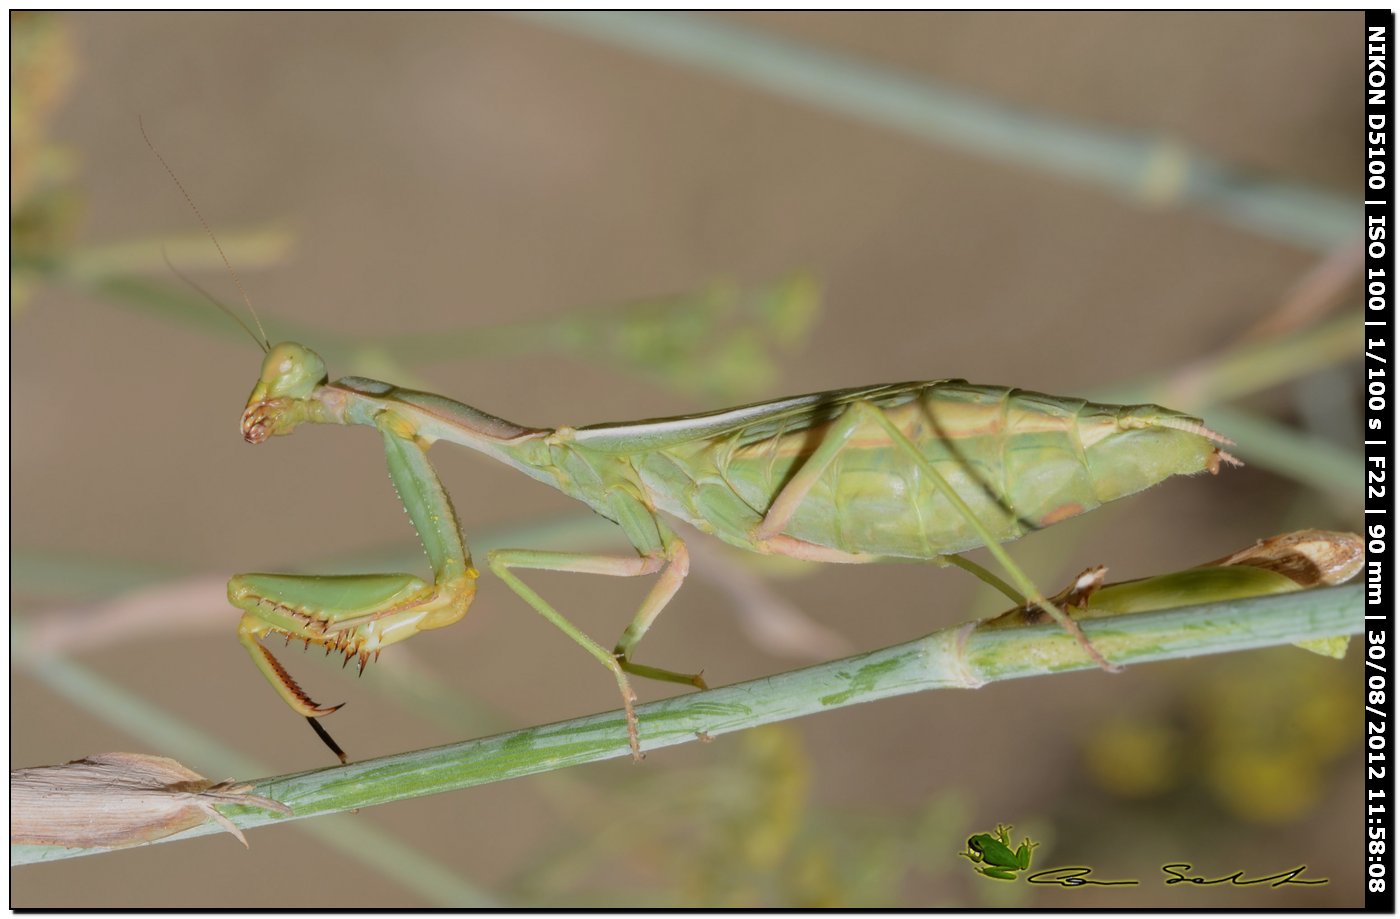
(144, 121), (356, 763)
(159, 246), (269, 353)
(139, 116), (271, 353)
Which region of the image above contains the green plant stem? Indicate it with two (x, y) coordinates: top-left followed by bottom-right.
(1099, 313), (1359, 410)
(12, 582), (1361, 866)
(514, 12), (1356, 251)
(11, 637), (495, 905)
(1182, 404), (1358, 506)
(1092, 312), (1361, 508)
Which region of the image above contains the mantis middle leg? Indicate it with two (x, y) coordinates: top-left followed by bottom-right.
(488, 491), (705, 761)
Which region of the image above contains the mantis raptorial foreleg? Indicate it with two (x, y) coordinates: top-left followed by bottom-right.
(487, 510), (705, 760)
(229, 417), (478, 761)
(752, 399), (1119, 671)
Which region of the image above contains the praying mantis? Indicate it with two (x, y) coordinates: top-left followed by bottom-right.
(230, 347), (1236, 762)
(145, 128), (1239, 763)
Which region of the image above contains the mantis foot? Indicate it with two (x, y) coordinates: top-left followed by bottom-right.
(979, 566), (1123, 672)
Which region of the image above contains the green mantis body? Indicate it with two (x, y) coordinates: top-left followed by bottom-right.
(230, 341), (1236, 760)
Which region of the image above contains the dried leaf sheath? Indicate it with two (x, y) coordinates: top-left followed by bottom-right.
(982, 529), (1361, 659)
(10, 753), (290, 849)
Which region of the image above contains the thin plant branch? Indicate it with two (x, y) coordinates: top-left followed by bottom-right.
(11, 635), (495, 905)
(513, 12), (1356, 251)
(13, 581), (1361, 867)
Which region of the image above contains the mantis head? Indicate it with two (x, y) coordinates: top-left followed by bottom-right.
(242, 342), (328, 443)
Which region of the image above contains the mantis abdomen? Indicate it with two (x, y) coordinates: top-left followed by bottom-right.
(625, 381), (1231, 559)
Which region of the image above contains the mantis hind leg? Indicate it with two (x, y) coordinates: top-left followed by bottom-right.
(752, 400), (1119, 672)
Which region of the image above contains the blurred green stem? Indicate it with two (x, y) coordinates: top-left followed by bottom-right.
(515, 12), (1356, 250)
(1094, 312), (1361, 506)
(1098, 313), (1358, 412)
(13, 582), (1361, 866)
(11, 629), (495, 905)
(1178, 404), (1357, 506)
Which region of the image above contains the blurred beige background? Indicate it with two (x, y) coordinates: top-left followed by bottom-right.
(13, 11), (1361, 907)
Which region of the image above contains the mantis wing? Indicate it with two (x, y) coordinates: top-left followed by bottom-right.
(571, 381), (946, 453)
